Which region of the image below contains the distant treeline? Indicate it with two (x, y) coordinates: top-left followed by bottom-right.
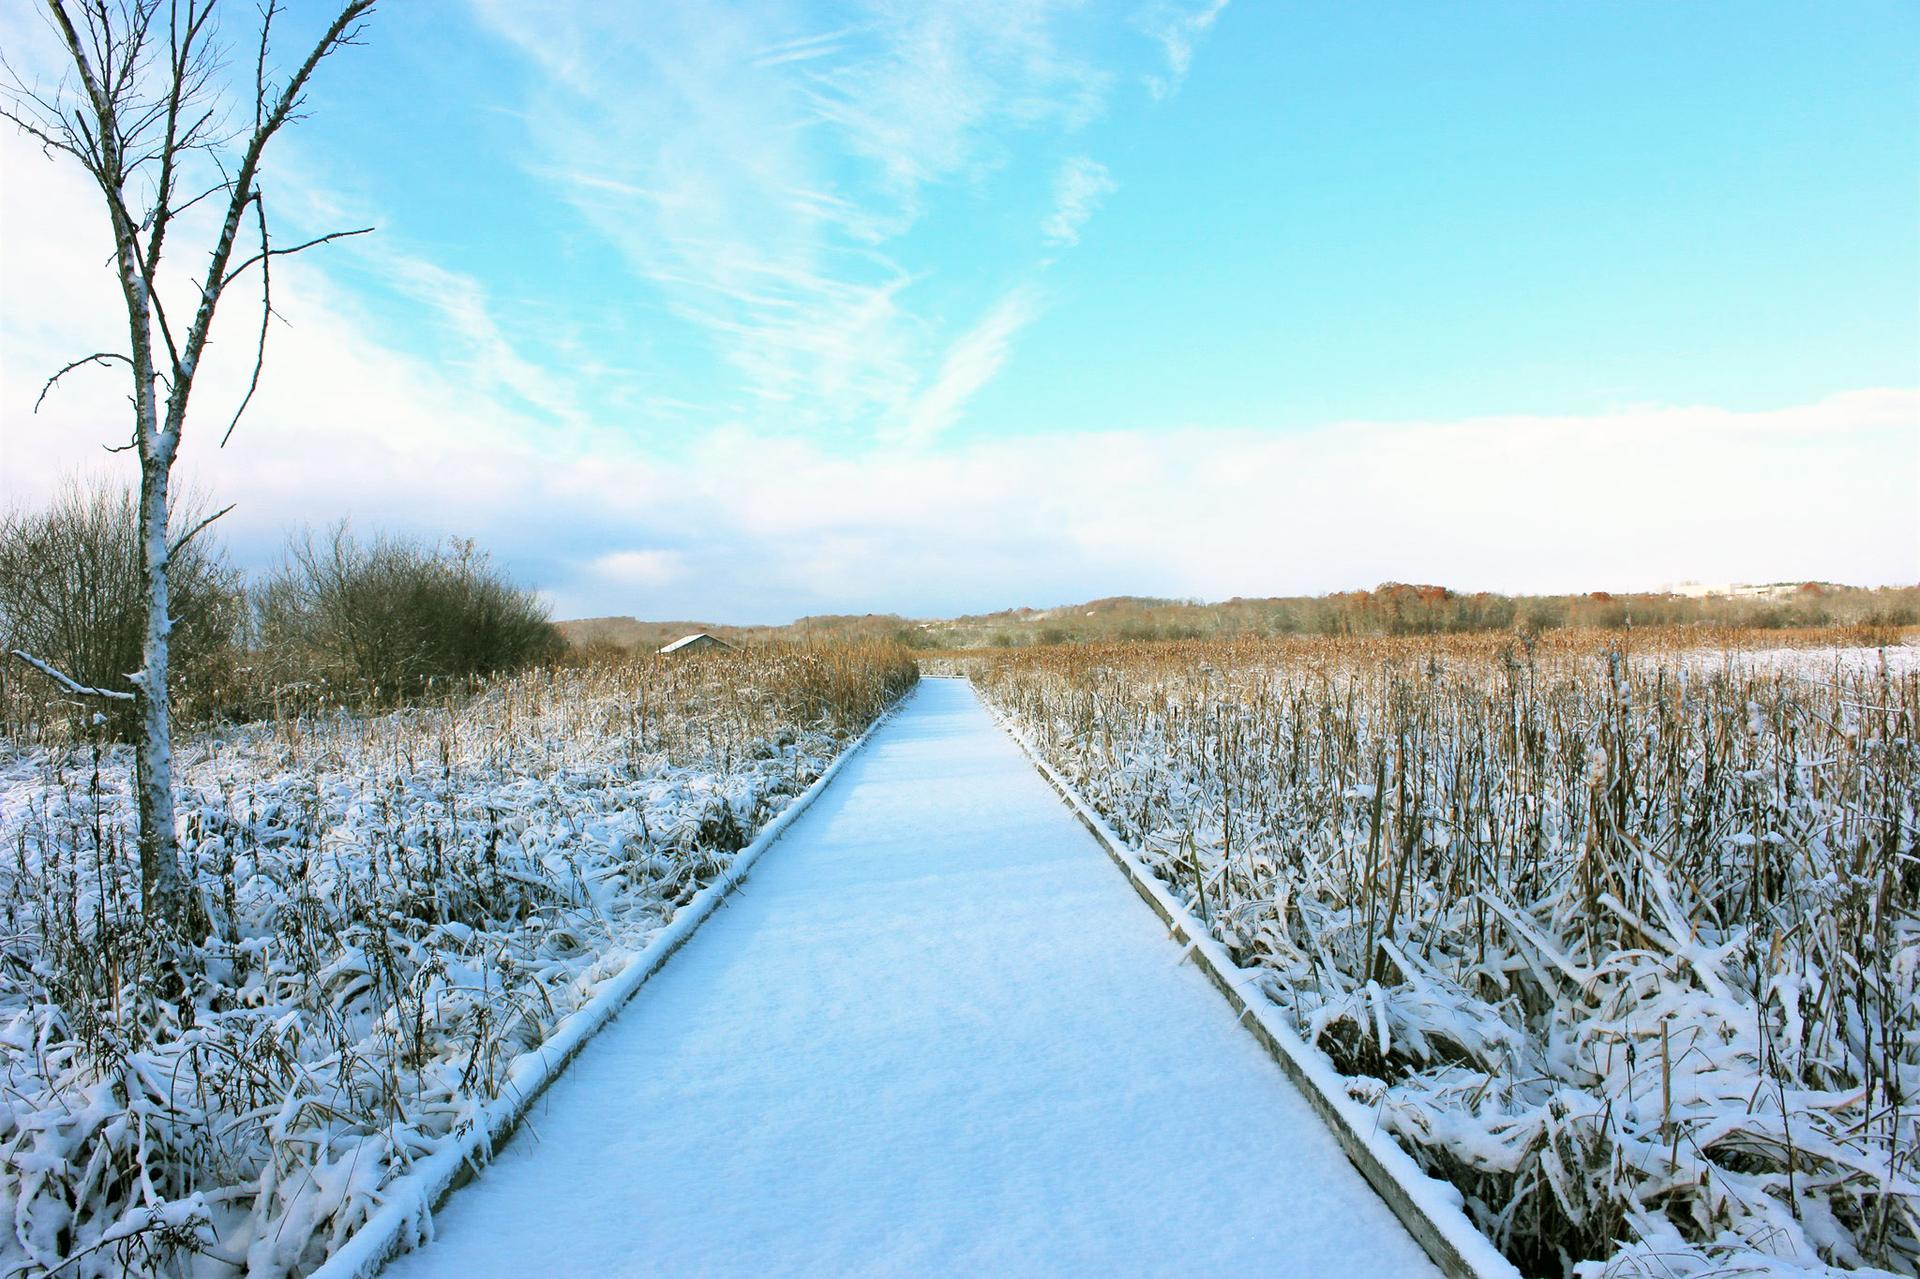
(570, 582), (1920, 654)
(942, 583), (1920, 647)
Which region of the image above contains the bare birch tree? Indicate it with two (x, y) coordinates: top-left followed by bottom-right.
(1, 0), (375, 931)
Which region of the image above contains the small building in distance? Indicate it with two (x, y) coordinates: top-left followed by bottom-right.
(658, 632), (733, 656)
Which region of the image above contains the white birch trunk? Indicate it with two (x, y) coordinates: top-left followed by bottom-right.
(123, 243), (196, 928)
(26, 0), (374, 932)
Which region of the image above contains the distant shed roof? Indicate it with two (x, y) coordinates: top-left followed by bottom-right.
(658, 632), (732, 655)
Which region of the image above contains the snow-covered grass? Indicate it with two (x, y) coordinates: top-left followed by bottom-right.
(0, 644), (917, 1277)
(975, 633), (1919, 1278)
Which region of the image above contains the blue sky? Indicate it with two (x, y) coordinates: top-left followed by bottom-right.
(3, 1), (1916, 619)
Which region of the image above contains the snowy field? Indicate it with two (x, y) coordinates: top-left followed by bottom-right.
(0, 647), (915, 1277)
(976, 635), (1920, 1278)
(1666, 642), (1920, 679)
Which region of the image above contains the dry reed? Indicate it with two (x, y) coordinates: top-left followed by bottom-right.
(978, 631), (1918, 1277)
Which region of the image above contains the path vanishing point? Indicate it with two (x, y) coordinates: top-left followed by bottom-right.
(381, 678), (1444, 1278)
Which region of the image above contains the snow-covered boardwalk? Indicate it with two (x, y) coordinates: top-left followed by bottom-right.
(382, 679), (1441, 1278)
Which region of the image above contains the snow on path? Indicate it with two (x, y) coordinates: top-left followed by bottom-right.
(381, 679), (1442, 1278)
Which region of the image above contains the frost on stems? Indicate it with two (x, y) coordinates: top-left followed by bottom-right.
(0, 645), (918, 1276)
(1, 0), (376, 930)
(979, 637), (1920, 1276)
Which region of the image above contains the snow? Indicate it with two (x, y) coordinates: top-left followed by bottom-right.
(0, 652), (915, 1276)
(1669, 642), (1920, 678)
(658, 633), (723, 654)
(307, 702), (895, 1279)
(989, 699), (1520, 1279)
(379, 678), (1443, 1278)
(974, 641), (1920, 1277)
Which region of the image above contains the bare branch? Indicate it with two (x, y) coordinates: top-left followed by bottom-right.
(220, 224), (372, 290)
(0, 97), (89, 162)
(43, 0), (184, 388)
(169, 501), (235, 555)
(256, 0), (279, 132)
(9, 649), (136, 702)
(168, 0), (377, 435)
(142, 0), (219, 278)
(224, 191), (272, 446)
(160, 174), (231, 223)
(35, 351), (133, 411)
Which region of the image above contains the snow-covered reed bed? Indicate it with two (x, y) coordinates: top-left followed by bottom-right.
(0, 644), (917, 1277)
(977, 634), (1918, 1278)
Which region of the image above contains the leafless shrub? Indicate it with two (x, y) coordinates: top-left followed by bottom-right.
(0, 480), (243, 738)
(254, 524), (563, 705)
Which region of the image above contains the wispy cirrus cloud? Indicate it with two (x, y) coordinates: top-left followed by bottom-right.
(1137, 0), (1231, 99)
(462, 0), (1210, 442)
(898, 287), (1039, 444)
(1043, 156), (1118, 247)
(375, 252), (590, 428)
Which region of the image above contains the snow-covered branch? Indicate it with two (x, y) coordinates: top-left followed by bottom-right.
(9, 649), (137, 701)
